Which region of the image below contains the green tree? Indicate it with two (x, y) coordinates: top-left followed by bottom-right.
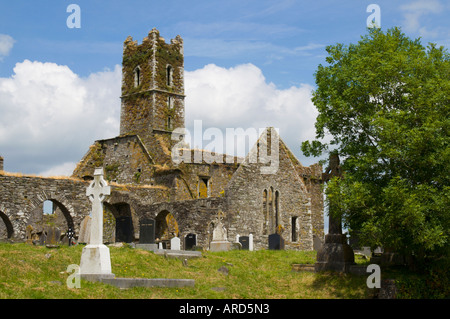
(302, 27), (449, 263)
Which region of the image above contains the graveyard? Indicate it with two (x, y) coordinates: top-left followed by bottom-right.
(0, 241), (369, 299)
(1, 240), (446, 299)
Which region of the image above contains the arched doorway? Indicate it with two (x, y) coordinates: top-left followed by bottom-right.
(155, 210), (179, 248)
(104, 202), (135, 243)
(0, 210), (14, 239)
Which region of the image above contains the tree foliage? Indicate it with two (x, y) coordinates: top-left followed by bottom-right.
(302, 27), (449, 261)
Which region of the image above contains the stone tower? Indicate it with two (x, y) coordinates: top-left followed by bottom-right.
(120, 28), (185, 164)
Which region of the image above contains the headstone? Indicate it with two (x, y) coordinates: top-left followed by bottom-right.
(185, 233), (196, 250)
(313, 234), (323, 251)
(78, 215), (91, 244)
(249, 234), (254, 251)
(139, 218), (155, 244)
(116, 216), (133, 243)
(268, 233), (285, 250)
(46, 226), (61, 246)
(171, 237), (181, 250)
(38, 231), (47, 246)
(26, 225), (33, 245)
(79, 168), (114, 279)
(210, 211), (232, 252)
(239, 236), (249, 250)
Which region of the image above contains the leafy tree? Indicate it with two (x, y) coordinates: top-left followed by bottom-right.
(302, 27), (449, 263)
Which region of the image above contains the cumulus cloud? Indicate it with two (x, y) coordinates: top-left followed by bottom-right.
(0, 60), (121, 175)
(400, 0), (444, 35)
(185, 63), (318, 164)
(0, 60), (320, 175)
(0, 34), (15, 60)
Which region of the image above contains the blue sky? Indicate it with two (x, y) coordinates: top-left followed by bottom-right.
(0, 0), (449, 176)
(2, 0), (448, 87)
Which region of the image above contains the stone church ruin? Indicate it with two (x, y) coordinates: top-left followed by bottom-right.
(0, 29), (324, 251)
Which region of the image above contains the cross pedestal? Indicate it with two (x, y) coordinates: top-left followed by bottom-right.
(79, 168), (115, 280)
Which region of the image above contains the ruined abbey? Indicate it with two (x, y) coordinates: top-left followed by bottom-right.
(0, 29), (324, 251)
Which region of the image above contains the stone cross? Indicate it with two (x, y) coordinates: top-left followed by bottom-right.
(212, 211), (227, 241)
(86, 167), (111, 245)
(315, 152), (355, 272)
(322, 152), (343, 235)
(79, 167), (114, 278)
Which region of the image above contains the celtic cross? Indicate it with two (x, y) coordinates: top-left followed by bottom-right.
(86, 168), (111, 245)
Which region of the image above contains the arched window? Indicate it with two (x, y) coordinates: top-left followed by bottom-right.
(263, 189), (267, 213)
(275, 190), (280, 228)
(134, 66), (141, 87)
(166, 65), (173, 86)
(167, 116), (173, 130)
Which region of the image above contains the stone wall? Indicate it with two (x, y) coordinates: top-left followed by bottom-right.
(141, 197), (227, 249)
(224, 129), (315, 251)
(0, 173), (90, 240)
(0, 172), (170, 242)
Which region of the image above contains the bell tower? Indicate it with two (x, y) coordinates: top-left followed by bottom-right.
(120, 28), (185, 164)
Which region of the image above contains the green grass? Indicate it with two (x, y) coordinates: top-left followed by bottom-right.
(0, 242), (370, 299)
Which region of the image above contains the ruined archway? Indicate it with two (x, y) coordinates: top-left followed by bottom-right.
(26, 197), (75, 243)
(0, 210), (14, 239)
(155, 210), (179, 244)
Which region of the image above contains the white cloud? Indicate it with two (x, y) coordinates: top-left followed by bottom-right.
(0, 60), (121, 174)
(0, 34), (15, 60)
(39, 162), (77, 177)
(185, 63), (318, 163)
(0, 60), (320, 175)
(400, 0), (444, 34)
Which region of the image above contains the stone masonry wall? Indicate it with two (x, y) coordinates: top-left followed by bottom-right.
(224, 129), (315, 251)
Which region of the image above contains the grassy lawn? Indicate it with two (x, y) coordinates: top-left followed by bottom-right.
(0, 242), (371, 299)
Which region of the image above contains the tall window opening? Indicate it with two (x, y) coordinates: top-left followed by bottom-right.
(198, 176), (210, 198)
(275, 190), (280, 229)
(134, 66), (141, 87)
(291, 216), (298, 242)
(166, 65), (173, 86)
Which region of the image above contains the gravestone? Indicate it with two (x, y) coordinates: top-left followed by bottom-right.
(249, 234), (254, 251)
(45, 226), (61, 247)
(185, 233), (196, 250)
(79, 168), (114, 280)
(239, 236), (249, 250)
(268, 233), (285, 250)
(210, 211), (232, 252)
(26, 225), (33, 245)
(78, 215), (91, 244)
(313, 234), (323, 251)
(38, 231), (47, 246)
(116, 216), (133, 243)
(139, 218), (155, 244)
(171, 237), (181, 250)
